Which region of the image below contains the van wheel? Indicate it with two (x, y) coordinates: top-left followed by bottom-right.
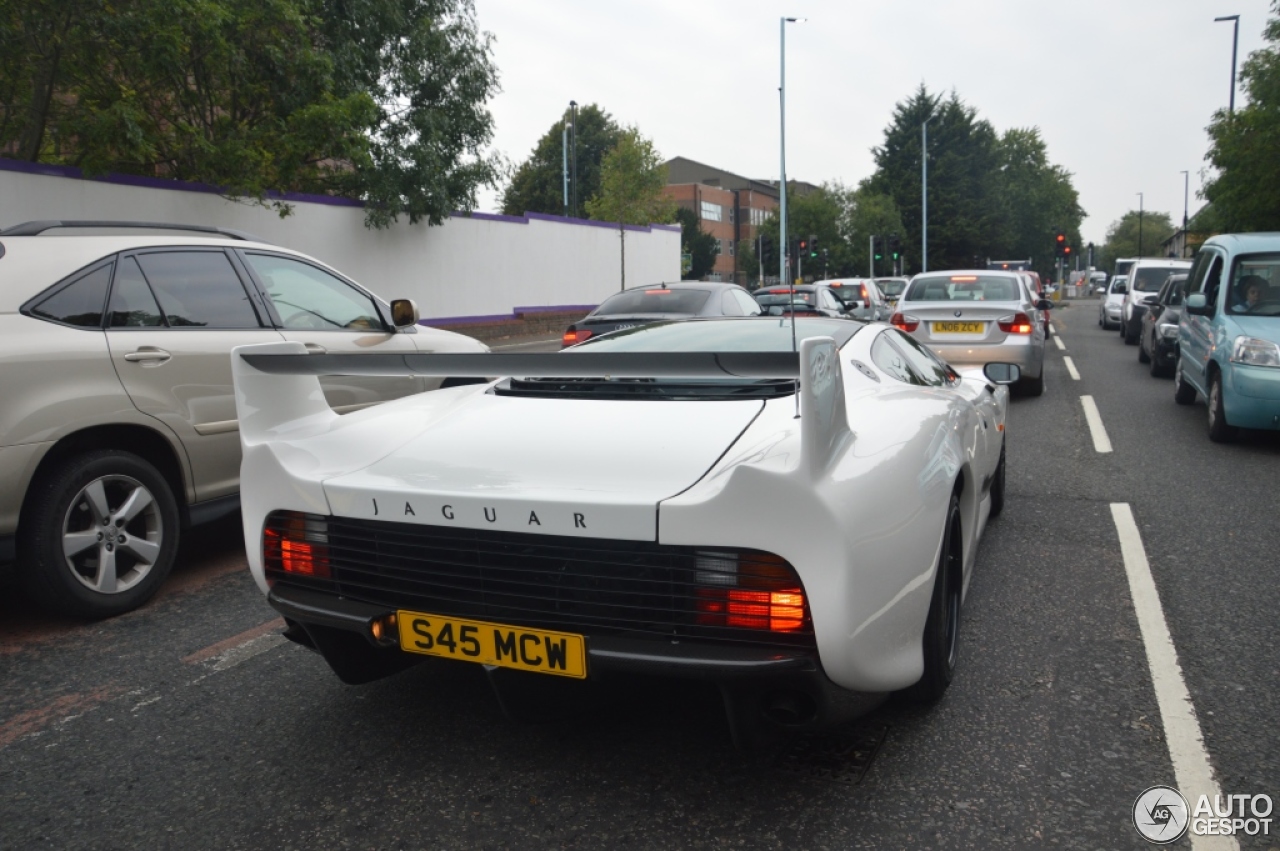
(1207, 373), (1237, 443)
(19, 450), (179, 618)
(1174, 361), (1197, 405)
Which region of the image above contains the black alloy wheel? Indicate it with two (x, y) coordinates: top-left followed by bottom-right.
(20, 450), (180, 618)
(902, 492), (963, 704)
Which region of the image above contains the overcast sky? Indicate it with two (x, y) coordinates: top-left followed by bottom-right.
(472, 0), (1273, 249)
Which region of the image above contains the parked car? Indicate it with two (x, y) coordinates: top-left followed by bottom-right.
(1138, 273), (1187, 377)
(561, 281), (760, 347)
(1099, 276), (1128, 330)
(0, 220), (489, 617)
(873, 276), (910, 308)
(815, 278), (891, 320)
(752, 284), (849, 319)
(1121, 259), (1192, 344)
(891, 270), (1052, 396)
(1176, 233), (1280, 442)
(231, 316), (1019, 742)
(1022, 271), (1051, 336)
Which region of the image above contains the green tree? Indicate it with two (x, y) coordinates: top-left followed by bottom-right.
(990, 127), (1084, 279)
(1203, 1), (1280, 231)
(843, 186), (907, 277)
(0, 0), (502, 228)
(1100, 211), (1176, 269)
(585, 127), (677, 289)
(500, 104), (621, 217)
(675, 207), (717, 280)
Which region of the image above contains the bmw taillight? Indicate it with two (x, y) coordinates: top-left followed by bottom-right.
(561, 328), (594, 347)
(997, 313), (1034, 334)
(890, 312), (919, 332)
(264, 512), (331, 579)
(694, 550), (808, 632)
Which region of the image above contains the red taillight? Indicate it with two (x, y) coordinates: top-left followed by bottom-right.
(264, 514), (331, 578)
(858, 284), (867, 299)
(997, 313), (1034, 334)
(561, 328), (594, 347)
(890, 312), (919, 332)
(693, 551), (808, 633)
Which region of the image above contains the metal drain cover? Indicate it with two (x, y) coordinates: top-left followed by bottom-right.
(777, 721), (888, 784)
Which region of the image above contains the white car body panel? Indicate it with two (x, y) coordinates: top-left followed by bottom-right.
(232, 327), (1008, 695)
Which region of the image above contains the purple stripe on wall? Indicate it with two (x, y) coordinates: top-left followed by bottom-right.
(0, 157), (365, 207)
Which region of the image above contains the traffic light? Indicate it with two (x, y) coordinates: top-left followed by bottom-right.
(798, 237), (808, 257)
(873, 236), (884, 261)
(808, 235), (819, 259)
(760, 235), (775, 269)
(1063, 244), (1073, 259)
(1054, 230), (1067, 258)
(889, 233), (901, 260)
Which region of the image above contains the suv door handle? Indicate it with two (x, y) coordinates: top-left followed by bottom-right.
(303, 343), (327, 354)
(123, 347), (171, 364)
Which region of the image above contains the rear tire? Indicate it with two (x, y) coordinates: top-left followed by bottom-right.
(1174, 360), (1197, 405)
(19, 450), (179, 619)
(1137, 334), (1151, 363)
(902, 493), (963, 704)
(1123, 317), (1140, 345)
(1018, 366), (1045, 397)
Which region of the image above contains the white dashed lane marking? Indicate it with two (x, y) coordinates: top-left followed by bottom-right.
(1080, 396), (1112, 453)
(1063, 356), (1080, 380)
(1053, 335), (1066, 351)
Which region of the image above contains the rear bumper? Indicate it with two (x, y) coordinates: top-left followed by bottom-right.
(924, 338), (1042, 377)
(267, 584), (881, 730)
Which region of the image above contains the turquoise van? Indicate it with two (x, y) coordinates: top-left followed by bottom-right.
(1176, 233), (1280, 441)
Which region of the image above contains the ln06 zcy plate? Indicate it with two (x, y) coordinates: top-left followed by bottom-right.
(397, 610), (587, 679)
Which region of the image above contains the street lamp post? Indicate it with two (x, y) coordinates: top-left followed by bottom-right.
(1136, 192), (1144, 257)
(1215, 15), (1241, 114)
(779, 16), (804, 290)
(1179, 170), (1189, 256)
(922, 115), (933, 273)
(569, 100), (578, 217)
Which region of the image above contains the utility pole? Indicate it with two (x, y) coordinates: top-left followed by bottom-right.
(569, 100), (578, 217)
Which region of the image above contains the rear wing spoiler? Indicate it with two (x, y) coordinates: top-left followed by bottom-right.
(232, 339), (848, 474)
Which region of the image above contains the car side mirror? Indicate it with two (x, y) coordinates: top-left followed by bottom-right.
(983, 363), (1021, 384)
(1035, 299), (1053, 311)
(390, 298), (420, 329)
(1184, 292), (1211, 316)
(1114, 284), (1128, 294)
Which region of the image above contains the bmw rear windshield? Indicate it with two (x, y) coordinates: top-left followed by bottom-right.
(593, 287), (710, 315)
(905, 275), (1020, 301)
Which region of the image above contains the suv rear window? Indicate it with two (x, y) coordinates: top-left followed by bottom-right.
(30, 264), (112, 328)
(593, 288), (711, 316)
(1132, 266), (1183, 292)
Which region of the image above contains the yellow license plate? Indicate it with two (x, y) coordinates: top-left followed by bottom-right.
(932, 321), (984, 334)
(397, 610), (587, 679)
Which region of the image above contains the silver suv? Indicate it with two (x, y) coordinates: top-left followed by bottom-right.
(0, 221), (488, 618)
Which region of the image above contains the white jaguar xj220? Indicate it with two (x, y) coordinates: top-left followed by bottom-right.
(232, 317), (1019, 742)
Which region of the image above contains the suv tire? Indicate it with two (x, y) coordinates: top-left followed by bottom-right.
(1207, 372), (1237, 443)
(20, 450), (180, 618)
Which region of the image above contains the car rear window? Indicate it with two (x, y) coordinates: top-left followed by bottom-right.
(29, 264), (112, 328)
(875, 279), (906, 296)
(1132, 266), (1184, 292)
(828, 284), (868, 303)
(593, 288), (710, 316)
(905, 276), (1019, 302)
(754, 289), (816, 306)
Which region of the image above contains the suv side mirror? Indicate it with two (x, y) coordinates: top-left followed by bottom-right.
(1184, 292), (1212, 316)
(390, 298), (420, 329)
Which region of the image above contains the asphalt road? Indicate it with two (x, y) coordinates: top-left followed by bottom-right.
(1, 303), (1276, 850)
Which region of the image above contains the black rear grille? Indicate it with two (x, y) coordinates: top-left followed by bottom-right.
(266, 514), (815, 650)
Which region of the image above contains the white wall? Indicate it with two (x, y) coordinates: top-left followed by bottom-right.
(0, 163), (682, 321)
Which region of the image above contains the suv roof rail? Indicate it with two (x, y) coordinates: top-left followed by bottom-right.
(0, 220), (267, 243)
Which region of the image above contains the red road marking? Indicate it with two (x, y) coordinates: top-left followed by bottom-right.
(0, 686), (123, 749)
(182, 617), (285, 665)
